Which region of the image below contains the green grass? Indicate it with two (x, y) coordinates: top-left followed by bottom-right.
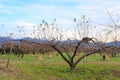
(0, 53), (120, 80)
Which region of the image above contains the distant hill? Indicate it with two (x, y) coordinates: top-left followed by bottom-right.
(0, 36), (120, 47)
(0, 37), (11, 41)
(0, 37), (11, 47)
(0, 37), (49, 47)
(106, 41), (120, 46)
(19, 37), (49, 43)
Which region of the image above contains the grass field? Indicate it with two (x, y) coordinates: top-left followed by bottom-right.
(0, 53), (120, 80)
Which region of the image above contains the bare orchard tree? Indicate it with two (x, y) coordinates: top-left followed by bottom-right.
(49, 37), (101, 71)
(47, 17), (103, 71)
(103, 10), (120, 57)
(15, 37), (100, 71)
(106, 10), (120, 34)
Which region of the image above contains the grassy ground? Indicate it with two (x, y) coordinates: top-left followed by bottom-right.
(0, 53), (120, 80)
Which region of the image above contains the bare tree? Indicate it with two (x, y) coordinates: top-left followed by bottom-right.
(49, 36), (101, 71)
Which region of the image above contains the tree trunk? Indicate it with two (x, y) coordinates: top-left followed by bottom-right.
(69, 64), (76, 71)
(77, 54), (80, 59)
(103, 54), (106, 60)
(6, 58), (10, 68)
(48, 53), (52, 59)
(37, 54), (42, 60)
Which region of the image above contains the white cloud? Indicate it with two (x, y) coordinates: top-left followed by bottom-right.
(0, 0), (120, 40)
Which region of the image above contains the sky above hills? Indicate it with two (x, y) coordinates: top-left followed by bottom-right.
(0, 0), (120, 25)
(0, 0), (120, 40)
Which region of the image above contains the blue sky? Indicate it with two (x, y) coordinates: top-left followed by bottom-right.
(0, 0), (120, 39)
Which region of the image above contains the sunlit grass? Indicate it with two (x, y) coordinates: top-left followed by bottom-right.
(0, 53), (120, 80)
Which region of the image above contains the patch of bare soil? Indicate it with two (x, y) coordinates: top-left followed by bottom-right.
(0, 66), (19, 77)
(100, 69), (120, 78)
(47, 77), (64, 80)
(0, 59), (20, 79)
(88, 62), (120, 65)
(111, 70), (120, 78)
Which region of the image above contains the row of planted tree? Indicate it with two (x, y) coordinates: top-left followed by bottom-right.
(0, 15), (120, 71)
(0, 37), (120, 71)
